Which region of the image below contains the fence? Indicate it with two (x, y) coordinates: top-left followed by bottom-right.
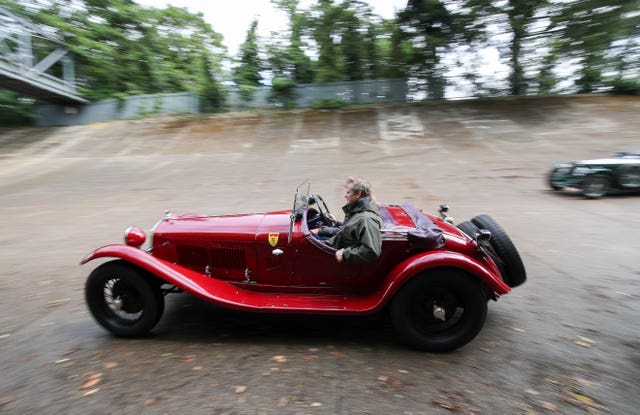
(33, 79), (407, 126)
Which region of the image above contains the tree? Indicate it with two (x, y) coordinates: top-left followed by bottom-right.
(271, 0), (314, 83)
(549, 0), (639, 93)
(397, 0), (456, 99)
(8, 0), (226, 103)
(504, 0), (549, 95)
(233, 19), (263, 104)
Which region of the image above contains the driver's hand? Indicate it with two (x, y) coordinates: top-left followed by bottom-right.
(310, 228), (319, 235)
(335, 248), (344, 263)
(327, 213), (337, 222)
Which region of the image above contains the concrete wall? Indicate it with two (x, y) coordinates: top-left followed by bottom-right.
(33, 92), (200, 126)
(34, 79), (407, 126)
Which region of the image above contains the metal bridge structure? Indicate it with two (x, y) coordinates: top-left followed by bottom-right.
(0, 7), (87, 104)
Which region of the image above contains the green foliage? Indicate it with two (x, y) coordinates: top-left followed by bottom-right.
(310, 98), (347, 110)
(239, 84), (258, 105)
(0, 90), (33, 125)
(234, 20), (263, 88)
(269, 77), (298, 108)
(9, 0), (226, 103)
(607, 77), (640, 96)
(549, 1), (639, 94)
(4, 0), (638, 108)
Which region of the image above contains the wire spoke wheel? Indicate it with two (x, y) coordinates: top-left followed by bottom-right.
(85, 260), (163, 337)
(103, 278), (144, 321)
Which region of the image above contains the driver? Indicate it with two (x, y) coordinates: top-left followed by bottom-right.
(318, 177), (382, 263)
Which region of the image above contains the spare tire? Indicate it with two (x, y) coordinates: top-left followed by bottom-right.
(471, 215), (526, 288)
(457, 221), (479, 239)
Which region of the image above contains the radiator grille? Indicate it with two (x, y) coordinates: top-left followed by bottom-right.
(176, 245), (246, 270)
(209, 247), (246, 269)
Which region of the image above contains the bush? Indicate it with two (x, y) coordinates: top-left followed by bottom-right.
(607, 77), (640, 96)
(269, 78), (298, 109)
(0, 90), (33, 125)
(310, 98), (347, 110)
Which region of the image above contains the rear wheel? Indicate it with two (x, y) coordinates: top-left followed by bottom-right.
(471, 214), (526, 288)
(390, 270), (487, 353)
(85, 260), (164, 337)
(619, 166), (640, 188)
(582, 174), (609, 198)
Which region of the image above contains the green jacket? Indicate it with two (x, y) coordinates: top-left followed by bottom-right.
(326, 196), (382, 263)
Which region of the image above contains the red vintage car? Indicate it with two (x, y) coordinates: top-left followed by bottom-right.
(82, 182), (526, 352)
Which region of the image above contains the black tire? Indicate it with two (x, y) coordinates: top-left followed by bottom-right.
(390, 269), (487, 353)
(471, 214), (526, 288)
(548, 168), (563, 190)
(85, 260), (164, 337)
(618, 166), (640, 188)
(582, 174), (609, 198)
(457, 221), (479, 238)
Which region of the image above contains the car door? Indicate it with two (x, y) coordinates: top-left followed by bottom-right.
(291, 233), (363, 291)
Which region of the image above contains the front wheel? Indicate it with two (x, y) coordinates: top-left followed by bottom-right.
(548, 168), (563, 190)
(85, 260), (164, 337)
(390, 270), (487, 352)
(582, 174), (609, 198)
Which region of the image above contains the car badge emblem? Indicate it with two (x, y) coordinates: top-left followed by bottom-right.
(268, 232), (279, 247)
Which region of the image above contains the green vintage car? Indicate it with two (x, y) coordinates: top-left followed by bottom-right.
(549, 152), (640, 198)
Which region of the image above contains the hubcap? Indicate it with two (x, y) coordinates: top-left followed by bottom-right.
(104, 278), (143, 321)
(433, 304), (446, 321)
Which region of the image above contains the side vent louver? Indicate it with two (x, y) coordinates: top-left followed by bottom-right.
(177, 245), (246, 270)
(209, 247), (246, 269)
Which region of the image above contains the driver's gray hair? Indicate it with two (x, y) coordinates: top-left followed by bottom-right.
(348, 176), (372, 197)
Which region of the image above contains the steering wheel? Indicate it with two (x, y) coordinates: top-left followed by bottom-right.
(314, 195), (338, 227)
(306, 208), (327, 229)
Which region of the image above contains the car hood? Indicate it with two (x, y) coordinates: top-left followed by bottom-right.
(152, 210), (291, 242)
(574, 158), (639, 166)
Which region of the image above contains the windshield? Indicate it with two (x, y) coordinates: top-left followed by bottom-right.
(292, 179), (311, 215)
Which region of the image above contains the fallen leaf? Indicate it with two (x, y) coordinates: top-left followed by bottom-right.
(46, 298), (71, 308)
(0, 334), (11, 340)
(272, 356), (287, 363)
(192, 366), (203, 371)
(104, 362), (118, 369)
(82, 378), (102, 389)
(433, 399), (462, 412)
(542, 402), (558, 412)
(145, 398), (159, 406)
(54, 358), (70, 364)
(398, 370), (409, 374)
(234, 386), (246, 394)
(577, 336), (594, 344)
(0, 396), (15, 405)
(576, 377), (596, 387)
(377, 376), (388, 382)
(512, 327), (526, 333)
(82, 388), (99, 397)
(311, 402), (322, 407)
(571, 392), (596, 406)
(574, 341), (592, 348)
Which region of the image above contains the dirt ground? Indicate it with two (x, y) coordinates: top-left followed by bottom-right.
(0, 94), (639, 414)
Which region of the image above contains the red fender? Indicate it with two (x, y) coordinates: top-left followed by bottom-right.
(81, 245), (509, 315)
(82, 244), (282, 311)
(376, 250), (511, 302)
(82, 245), (377, 314)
